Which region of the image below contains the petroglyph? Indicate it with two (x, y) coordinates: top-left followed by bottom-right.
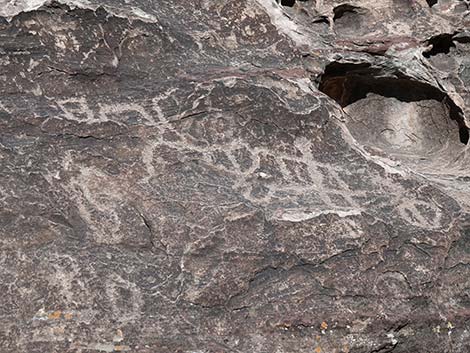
(3, 1), (470, 351)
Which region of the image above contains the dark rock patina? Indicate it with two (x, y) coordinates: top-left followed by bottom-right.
(1, 0), (470, 352)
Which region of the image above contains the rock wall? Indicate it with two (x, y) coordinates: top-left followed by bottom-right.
(1, 0), (470, 352)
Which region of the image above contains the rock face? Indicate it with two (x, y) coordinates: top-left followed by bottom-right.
(1, 0), (470, 352)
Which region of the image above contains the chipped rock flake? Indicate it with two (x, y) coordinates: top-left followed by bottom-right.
(273, 209), (362, 222)
(86, 343), (130, 352)
(386, 332), (398, 345)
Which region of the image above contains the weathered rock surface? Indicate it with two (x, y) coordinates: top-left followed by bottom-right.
(1, 0), (470, 352)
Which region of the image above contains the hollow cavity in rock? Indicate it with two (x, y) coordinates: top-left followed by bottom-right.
(333, 4), (359, 20)
(279, 0), (296, 7)
(332, 4), (368, 35)
(318, 62), (468, 173)
(423, 33), (456, 58)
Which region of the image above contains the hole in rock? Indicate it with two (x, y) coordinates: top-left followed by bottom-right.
(454, 32), (470, 44)
(280, 0), (296, 7)
(332, 4), (368, 35)
(460, 127), (469, 144)
(312, 16), (330, 25)
(423, 33), (455, 57)
(333, 4), (359, 20)
(426, 0), (438, 7)
(318, 62), (468, 172)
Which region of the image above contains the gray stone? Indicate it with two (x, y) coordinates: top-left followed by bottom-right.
(1, 0), (470, 352)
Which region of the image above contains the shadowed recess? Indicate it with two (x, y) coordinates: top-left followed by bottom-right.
(280, 0), (296, 7)
(318, 62), (469, 144)
(333, 4), (359, 20)
(423, 33), (455, 58)
(314, 16), (329, 24)
(426, 0), (438, 7)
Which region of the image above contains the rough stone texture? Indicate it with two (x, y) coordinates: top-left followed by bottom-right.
(1, 0), (470, 352)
